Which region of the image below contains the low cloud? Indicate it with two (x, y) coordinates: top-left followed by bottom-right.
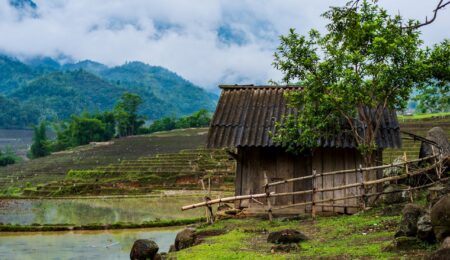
(0, 0), (448, 91)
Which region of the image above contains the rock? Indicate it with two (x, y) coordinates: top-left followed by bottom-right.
(217, 203), (232, 211)
(381, 204), (404, 216)
(441, 237), (450, 249)
(395, 204), (427, 237)
(267, 229), (308, 244)
(270, 244), (300, 253)
(383, 157), (405, 178)
(381, 184), (410, 204)
(130, 239), (159, 260)
(431, 194), (450, 242)
(153, 253), (168, 260)
(427, 248), (450, 260)
(417, 214), (435, 243)
(168, 245), (176, 253)
(419, 127), (450, 159)
(428, 184), (450, 206)
(174, 228), (196, 251)
(384, 237), (426, 252)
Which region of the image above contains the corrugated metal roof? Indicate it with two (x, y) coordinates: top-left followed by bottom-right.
(207, 85), (402, 149)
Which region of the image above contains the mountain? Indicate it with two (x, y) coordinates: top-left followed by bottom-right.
(0, 55), (217, 128)
(0, 56), (38, 95)
(10, 70), (127, 120)
(101, 62), (217, 115)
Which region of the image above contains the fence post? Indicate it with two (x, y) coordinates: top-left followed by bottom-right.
(264, 171), (273, 221)
(205, 196), (215, 224)
(403, 152), (413, 203)
(311, 169), (317, 219)
(431, 146), (441, 179)
(358, 164), (366, 211)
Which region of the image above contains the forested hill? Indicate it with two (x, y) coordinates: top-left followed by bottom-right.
(0, 55), (217, 128)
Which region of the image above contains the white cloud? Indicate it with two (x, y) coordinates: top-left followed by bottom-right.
(0, 0), (448, 91)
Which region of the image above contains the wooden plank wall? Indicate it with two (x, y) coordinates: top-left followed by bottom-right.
(236, 147), (379, 214)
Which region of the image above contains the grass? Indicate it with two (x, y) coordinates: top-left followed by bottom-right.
(398, 112), (450, 120)
(173, 209), (435, 259)
(0, 217), (205, 232)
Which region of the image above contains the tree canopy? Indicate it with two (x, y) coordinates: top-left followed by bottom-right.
(272, 0), (449, 162)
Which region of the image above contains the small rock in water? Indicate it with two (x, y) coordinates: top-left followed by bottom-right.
(130, 239), (159, 260)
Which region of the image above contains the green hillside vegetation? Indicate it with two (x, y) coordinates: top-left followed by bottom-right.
(0, 128), (211, 195)
(0, 55), (217, 128)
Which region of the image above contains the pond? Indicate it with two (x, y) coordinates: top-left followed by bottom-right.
(0, 195), (207, 225)
(0, 227), (179, 260)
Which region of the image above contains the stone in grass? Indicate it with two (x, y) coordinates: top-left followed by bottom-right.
(130, 239), (159, 260)
(395, 204), (426, 237)
(440, 237), (450, 250)
(417, 214), (436, 243)
(267, 229), (308, 244)
(174, 228), (196, 251)
(271, 244), (300, 253)
(383, 237), (427, 252)
(431, 194), (450, 242)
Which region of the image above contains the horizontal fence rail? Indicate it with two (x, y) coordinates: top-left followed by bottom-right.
(182, 131), (448, 221)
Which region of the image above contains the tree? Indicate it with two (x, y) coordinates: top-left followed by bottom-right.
(30, 121), (50, 158)
(114, 92), (144, 136)
(272, 0), (448, 165)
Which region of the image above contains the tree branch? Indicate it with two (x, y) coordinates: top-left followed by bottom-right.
(402, 0), (450, 29)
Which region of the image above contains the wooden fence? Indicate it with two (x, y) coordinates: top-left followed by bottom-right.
(182, 134), (448, 220)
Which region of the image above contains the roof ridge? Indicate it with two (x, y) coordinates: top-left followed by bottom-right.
(219, 84), (302, 89)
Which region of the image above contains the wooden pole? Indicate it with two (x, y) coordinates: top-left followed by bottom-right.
(403, 152), (413, 203)
(200, 179), (209, 223)
(264, 172), (273, 221)
(358, 164), (366, 211)
(311, 169), (317, 219)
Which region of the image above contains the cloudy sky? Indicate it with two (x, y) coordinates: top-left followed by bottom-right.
(0, 0), (449, 91)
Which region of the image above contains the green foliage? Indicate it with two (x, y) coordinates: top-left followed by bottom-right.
(146, 109), (211, 133)
(0, 147), (19, 166)
(114, 92), (144, 137)
(414, 40), (450, 113)
(30, 121), (50, 158)
(272, 0), (446, 159)
(0, 95), (39, 128)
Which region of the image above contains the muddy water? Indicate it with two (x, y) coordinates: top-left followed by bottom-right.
(0, 196), (205, 225)
(0, 227), (179, 260)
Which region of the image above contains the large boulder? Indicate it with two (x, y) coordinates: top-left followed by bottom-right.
(383, 157), (405, 178)
(267, 229), (308, 244)
(431, 194), (450, 242)
(130, 239), (159, 260)
(174, 228), (196, 251)
(441, 237), (450, 249)
(419, 127), (450, 159)
(427, 248), (450, 260)
(417, 214), (435, 243)
(395, 204), (426, 237)
(381, 184), (410, 205)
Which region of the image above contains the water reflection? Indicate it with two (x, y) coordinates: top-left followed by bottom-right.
(0, 228), (179, 260)
(0, 196), (204, 225)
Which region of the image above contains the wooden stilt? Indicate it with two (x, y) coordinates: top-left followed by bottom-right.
(311, 169), (317, 219)
(358, 164), (366, 211)
(264, 171), (273, 221)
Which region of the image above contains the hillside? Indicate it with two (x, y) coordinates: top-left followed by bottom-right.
(0, 55), (217, 128)
(0, 128), (210, 191)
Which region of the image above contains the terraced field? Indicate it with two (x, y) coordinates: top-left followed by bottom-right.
(383, 115), (450, 163)
(21, 148), (235, 196)
(0, 128), (211, 192)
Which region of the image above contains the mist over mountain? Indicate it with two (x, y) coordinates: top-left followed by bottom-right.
(0, 55), (217, 128)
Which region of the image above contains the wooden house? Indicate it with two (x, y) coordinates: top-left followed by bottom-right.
(207, 85), (401, 214)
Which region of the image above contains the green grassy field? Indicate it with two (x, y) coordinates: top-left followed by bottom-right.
(172, 207), (434, 259)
